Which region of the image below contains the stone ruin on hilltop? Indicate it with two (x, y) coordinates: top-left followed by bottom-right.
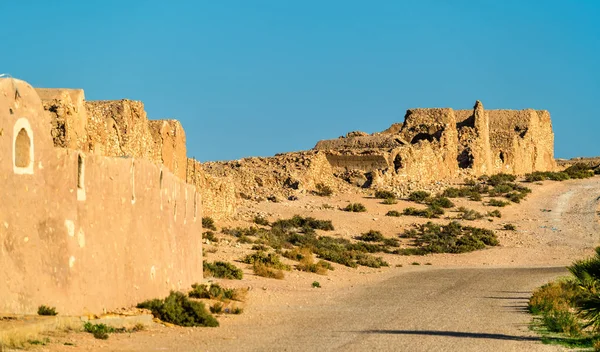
(201, 101), (557, 203)
(313, 101), (556, 189)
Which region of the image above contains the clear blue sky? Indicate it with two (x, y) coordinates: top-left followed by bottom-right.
(2, 0), (598, 161)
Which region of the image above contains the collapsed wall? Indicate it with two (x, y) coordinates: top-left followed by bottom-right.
(313, 101), (556, 190)
(1, 79), (201, 314)
(35, 88), (235, 219)
(200, 152), (342, 202)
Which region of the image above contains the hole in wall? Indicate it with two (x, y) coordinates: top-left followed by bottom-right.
(159, 170), (163, 189)
(458, 148), (474, 169)
(499, 151), (506, 163)
(77, 155), (84, 189)
(9, 108), (13, 115)
(394, 154), (403, 172)
(15, 128), (31, 168)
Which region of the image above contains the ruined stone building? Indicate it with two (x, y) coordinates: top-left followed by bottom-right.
(0, 79), (203, 315)
(313, 101), (556, 188)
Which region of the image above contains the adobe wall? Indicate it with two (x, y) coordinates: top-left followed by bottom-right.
(1, 79), (202, 315)
(312, 101), (556, 187)
(487, 109), (556, 174)
(35, 90), (235, 218)
(148, 119), (187, 180)
(397, 108), (458, 182)
(325, 153), (389, 171)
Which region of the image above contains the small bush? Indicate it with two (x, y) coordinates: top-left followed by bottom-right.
(83, 322), (113, 340)
(356, 230), (385, 242)
(427, 196), (455, 209)
(271, 215), (335, 231)
(487, 173), (517, 186)
(343, 203), (367, 212)
(488, 199), (510, 207)
(528, 281), (579, 315)
(565, 163), (595, 179)
(189, 283), (244, 301)
(202, 217), (217, 231)
(397, 221), (499, 255)
(37, 305), (57, 316)
(297, 256), (330, 275)
(137, 291), (218, 327)
(457, 207), (484, 221)
(386, 210), (401, 217)
(203, 261), (243, 280)
(202, 231), (218, 242)
(315, 183), (333, 197)
(210, 302), (223, 314)
(408, 191), (430, 203)
(382, 197), (398, 205)
(403, 207), (442, 219)
(253, 216), (270, 226)
(375, 190), (396, 200)
(487, 210), (502, 218)
(312, 281), (321, 288)
(542, 310), (581, 336)
(242, 251), (291, 271)
(503, 224), (517, 231)
(253, 263), (284, 279)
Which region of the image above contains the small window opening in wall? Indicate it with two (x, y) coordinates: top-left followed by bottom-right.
(77, 155), (84, 189)
(15, 128), (31, 168)
(159, 170), (163, 189)
(77, 154), (86, 201)
(9, 108), (14, 115)
(499, 151), (506, 163)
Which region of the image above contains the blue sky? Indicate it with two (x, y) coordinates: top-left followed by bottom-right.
(2, 0), (598, 161)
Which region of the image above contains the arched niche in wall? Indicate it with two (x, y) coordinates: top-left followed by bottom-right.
(13, 117), (34, 175)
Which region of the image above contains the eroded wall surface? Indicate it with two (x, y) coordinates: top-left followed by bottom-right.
(312, 101), (556, 186)
(2, 79), (202, 315)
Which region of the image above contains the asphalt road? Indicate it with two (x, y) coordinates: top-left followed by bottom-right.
(233, 266), (568, 352)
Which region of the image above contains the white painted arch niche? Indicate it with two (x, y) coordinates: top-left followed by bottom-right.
(12, 117), (34, 175)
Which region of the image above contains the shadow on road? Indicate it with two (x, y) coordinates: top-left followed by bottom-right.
(361, 330), (540, 342)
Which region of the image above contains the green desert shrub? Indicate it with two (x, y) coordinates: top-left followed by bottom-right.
(396, 221), (498, 255)
(457, 207), (484, 221)
(528, 281), (580, 315)
(565, 163), (595, 179)
(83, 322), (114, 339)
(408, 191), (430, 203)
(203, 261), (243, 280)
(252, 263), (285, 279)
(487, 173), (517, 186)
(253, 216), (270, 226)
(271, 215), (334, 231)
(386, 210), (401, 217)
(356, 230), (385, 242)
(382, 197), (398, 205)
(137, 291), (218, 327)
(202, 231), (218, 242)
(402, 206), (443, 219)
(37, 305), (57, 316)
(488, 199), (510, 207)
(542, 310), (581, 336)
(189, 283), (244, 301)
(343, 203), (367, 212)
(314, 183), (334, 197)
(427, 196), (455, 209)
(242, 251), (291, 271)
(202, 217), (217, 231)
(487, 210), (502, 218)
(375, 190), (396, 200)
(503, 224), (517, 231)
